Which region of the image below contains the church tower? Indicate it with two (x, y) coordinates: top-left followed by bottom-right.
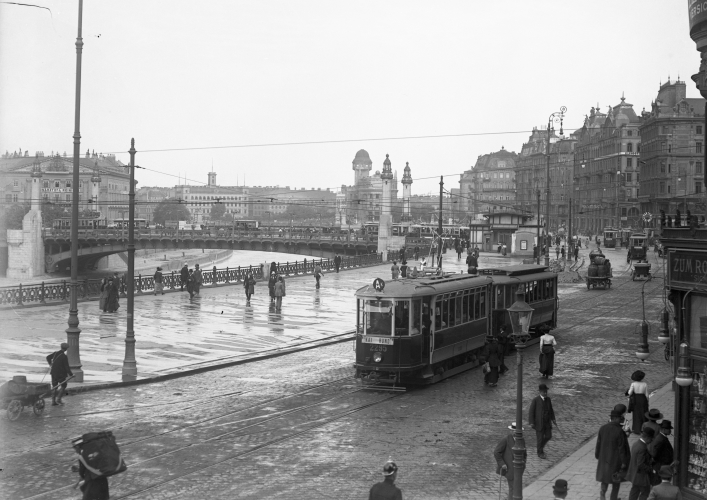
(91, 160), (102, 211)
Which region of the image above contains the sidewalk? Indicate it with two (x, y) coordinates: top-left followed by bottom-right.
(523, 381), (675, 499)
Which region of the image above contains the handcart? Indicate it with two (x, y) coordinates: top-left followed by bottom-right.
(586, 251), (613, 290)
(632, 262), (652, 281)
(586, 275), (612, 289)
(1, 375), (54, 421)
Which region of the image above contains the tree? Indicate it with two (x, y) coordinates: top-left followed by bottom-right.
(1, 203), (30, 230)
(41, 201), (67, 228)
(209, 201), (226, 221)
(152, 198), (191, 225)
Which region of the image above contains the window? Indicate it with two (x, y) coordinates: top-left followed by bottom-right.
(698, 161), (704, 174)
(698, 126), (703, 135)
(698, 142), (703, 154)
(54, 181), (60, 188)
(627, 143), (633, 153)
(668, 185), (671, 194)
(627, 130), (633, 137)
(627, 158), (633, 168)
(660, 182), (665, 193)
(626, 172), (633, 182)
(66, 181), (71, 188)
(43, 181), (48, 188)
(13, 180), (18, 187)
(697, 183), (703, 194)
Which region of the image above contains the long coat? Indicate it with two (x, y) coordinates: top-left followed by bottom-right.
(595, 421), (630, 483)
(627, 438), (653, 487)
(528, 396), (555, 432)
(494, 433), (526, 482)
(180, 266), (189, 284)
(480, 341), (504, 368)
(368, 479), (402, 500)
(647, 481), (682, 500)
(648, 432), (674, 470)
(46, 350), (73, 380)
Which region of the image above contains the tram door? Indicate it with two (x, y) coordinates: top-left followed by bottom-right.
(421, 298), (432, 362)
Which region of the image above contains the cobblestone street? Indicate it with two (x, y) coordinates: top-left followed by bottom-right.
(0, 249), (673, 499)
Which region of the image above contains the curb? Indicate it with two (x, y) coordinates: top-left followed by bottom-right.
(67, 331), (356, 395)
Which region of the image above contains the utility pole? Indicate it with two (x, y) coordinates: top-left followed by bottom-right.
(545, 107), (566, 267)
(438, 176), (443, 270)
(568, 198), (572, 253)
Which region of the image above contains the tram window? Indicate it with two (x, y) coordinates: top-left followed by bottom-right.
(411, 299), (421, 335)
(462, 291), (470, 322)
(394, 300), (409, 336)
(480, 293), (486, 317)
(447, 295), (456, 327)
(365, 300), (392, 336)
(474, 290), (481, 318)
(422, 300), (432, 334)
(496, 286), (504, 309)
(455, 294), (462, 325)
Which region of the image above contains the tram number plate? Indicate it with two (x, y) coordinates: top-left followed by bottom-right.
(362, 336), (394, 345)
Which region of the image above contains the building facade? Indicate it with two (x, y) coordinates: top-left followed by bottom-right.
(459, 147), (517, 218)
(638, 79), (707, 225)
(172, 172), (250, 224)
(0, 150), (131, 223)
(341, 150), (400, 226)
(573, 98), (643, 234)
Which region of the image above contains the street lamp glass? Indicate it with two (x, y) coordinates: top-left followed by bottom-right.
(507, 290), (534, 343)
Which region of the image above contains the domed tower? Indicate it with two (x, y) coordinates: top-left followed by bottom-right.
(352, 149), (372, 185)
(91, 160), (102, 211)
(30, 155), (43, 211)
(401, 162), (412, 222)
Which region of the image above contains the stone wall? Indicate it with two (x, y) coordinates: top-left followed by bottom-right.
(6, 209), (44, 279)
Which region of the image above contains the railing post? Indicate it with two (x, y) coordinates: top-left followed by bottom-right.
(225, 267), (230, 284)
(17, 284), (23, 306)
(170, 270), (176, 290)
(40, 281), (46, 304)
(137, 274), (142, 294)
(62, 280), (68, 301)
(213, 265), (217, 286)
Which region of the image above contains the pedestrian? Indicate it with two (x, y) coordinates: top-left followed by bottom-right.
(420, 257), (427, 271)
(186, 269), (195, 298)
(627, 427), (655, 500)
(410, 266), (418, 278)
(497, 243), (502, 254)
(243, 272), (255, 303)
(502, 243), (507, 256)
(648, 466), (681, 500)
(413, 246), (419, 261)
(538, 327), (557, 379)
(334, 253), (342, 273)
(533, 244), (538, 259)
(314, 263), (323, 289)
(496, 325), (510, 374)
(555, 245), (560, 260)
(46, 342), (73, 406)
(494, 422), (527, 500)
(368, 459), (402, 500)
(613, 403), (633, 436)
(528, 383), (556, 459)
(480, 335), (504, 387)
(268, 272), (277, 302)
(153, 267), (164, 295)
(274, 276), (285, 311)
(552, 479), (569, 499)
(643, 409), (663, 437)
(400, 259), (408, 278)
(596, 408), (631, 500)
(98, 278), (109, 311)
(573, 245), (579, 262)
(648, 420), (674, 473)
(560, 245), (566, 259)
(71, 445), (110, 500)
(105, 275), (120, 313)
(430, 244), (437, 264)
(193, 263), (203, 296)
(466, 252), (478, 275)
(180, 263), (189, 291)
(391, 261), (400, 280)
(628, 370), (650, 434)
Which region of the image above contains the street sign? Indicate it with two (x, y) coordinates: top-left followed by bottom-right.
(373, 278), (386, 292)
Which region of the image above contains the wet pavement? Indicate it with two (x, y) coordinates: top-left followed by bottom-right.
(0, 246), (673, 499)
(0, 250), (542, 385)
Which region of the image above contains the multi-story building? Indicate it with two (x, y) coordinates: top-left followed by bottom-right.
(459, 147), (517, 218)
(136, 186), (171, 223)
(638, 78), (706, 225)
(340, 150), (399, 226)
(0, 149), (131, 223)
(247, 186), (336, 223)
(573, 97), (643, 234)
(172, 172), (250, 223)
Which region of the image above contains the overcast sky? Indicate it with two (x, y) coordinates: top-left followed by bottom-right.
(0, 1), (701, 196)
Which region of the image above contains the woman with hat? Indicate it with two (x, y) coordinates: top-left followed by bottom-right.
(538, 326), (558, 379)
(627, 370), (649, 434)
(480, 335), (504, 387)
(268, 272), (277, 303)
(153, 267), (164, 296)
(243, 271), (255, 304)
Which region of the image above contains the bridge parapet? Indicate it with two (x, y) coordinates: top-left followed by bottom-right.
(1, 253), (382, 307)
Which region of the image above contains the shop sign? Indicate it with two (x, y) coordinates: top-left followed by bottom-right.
(689, 0), (707, 31)
(668, 250), (707, 288)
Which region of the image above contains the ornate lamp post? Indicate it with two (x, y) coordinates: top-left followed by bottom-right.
(507, 289), (535, 500)
(122, 139), (137, 381)
(635, 279), (651, 361)
(545, 107), (566, 267)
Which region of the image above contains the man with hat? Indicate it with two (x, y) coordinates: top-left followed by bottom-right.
(494, 422), (527, 500)
(627, 427), (655, 500)
(647, 466), (681, 500)
(193, 263), (203, 296)
(368, 458), (402, 500)
(596, 408), (631, 500)
(649, 420), (674, 474)
(528, 383), (556, 459)
(46, 342), (73, 406)
(643, 409), (663, 437)
(552, 479), (569, 499)
(180, 263), (189, 291)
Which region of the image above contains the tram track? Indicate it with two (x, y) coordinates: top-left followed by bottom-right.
(14, 379), (401, 500)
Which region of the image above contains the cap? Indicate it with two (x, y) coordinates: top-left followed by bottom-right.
(60, 342), (69, 350)
(508, 422), (524, 431)
(382, 459), (398, 476)
(658, 465), (673, 479)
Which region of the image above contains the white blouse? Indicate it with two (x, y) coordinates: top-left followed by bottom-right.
(539, 334), (557, 353)
(628, 381), (649, 398)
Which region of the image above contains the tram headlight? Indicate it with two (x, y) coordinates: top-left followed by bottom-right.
(373, 352), (383, 363)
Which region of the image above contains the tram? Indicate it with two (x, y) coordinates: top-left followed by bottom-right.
(603, 227), (618, 248)
(627, 233), (648, 262)
(354, 264), (557, 387)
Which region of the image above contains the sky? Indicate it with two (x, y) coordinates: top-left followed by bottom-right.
(0, 0), (702, 196)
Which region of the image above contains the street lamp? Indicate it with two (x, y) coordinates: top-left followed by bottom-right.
(507, 289), (534, 500)
(122, 139), (137, 381)
(534, 179), (541, 265)
(545, 106), (566, 267)
(635, 279), (652, 361)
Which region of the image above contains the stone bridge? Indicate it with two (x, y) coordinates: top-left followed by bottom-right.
(43, 229), (379, 272)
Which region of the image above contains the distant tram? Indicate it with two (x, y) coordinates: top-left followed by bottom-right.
(603, 227), (618, 248)
(354, 264), (557, 387)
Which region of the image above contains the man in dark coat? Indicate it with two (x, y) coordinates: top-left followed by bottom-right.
(368, 459), (402, 500)
(466, 253), (478, 275)
(648, 420), (674, 473)
(46, 342), (73, 405)
(480, 336), (504, 387)
(596, 409), (630, 500)
(494, 422), (527, 500)
(333, 254), (342, 273)
(180, 263), (189, 291)
(627, 427), (655, 500)
(528, 383), (556, 459)
(648, 466), (681, 500)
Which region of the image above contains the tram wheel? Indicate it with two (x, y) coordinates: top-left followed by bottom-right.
(33, 398), (45, 416)
(7, 400), (22, 421)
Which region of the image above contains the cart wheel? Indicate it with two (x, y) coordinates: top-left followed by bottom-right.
(6, 400), (22, 421)
(607, 280), (611, 288)
(33, 398), (45, 416)
(586, 280), (590, 290)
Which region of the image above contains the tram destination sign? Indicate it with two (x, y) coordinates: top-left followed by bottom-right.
(668, 250), (707, 288)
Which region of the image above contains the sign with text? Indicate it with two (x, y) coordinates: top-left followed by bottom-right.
(689, 0), (707, 32)
(668, 250), (707, 289)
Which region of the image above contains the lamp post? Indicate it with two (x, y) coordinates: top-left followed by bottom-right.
(545, 107), (566, 267)
(122, 139), (137, 381)
(66, 0), (85, 382)
(636, 279), (651, 361)
(536, 185), (541, 265)
(507, 289), (535, 500)
(615, 170), (621, 229)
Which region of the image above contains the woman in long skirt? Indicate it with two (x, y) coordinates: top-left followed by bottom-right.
(628, 370), (649, 434)
(538, 329), (558, 378)
(244, 272), (255, 302)
(481, 336), (503, 387)
(98, 278), (109, 311)
(105, 276), (120, 313)
(268, 272), (277, 302)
